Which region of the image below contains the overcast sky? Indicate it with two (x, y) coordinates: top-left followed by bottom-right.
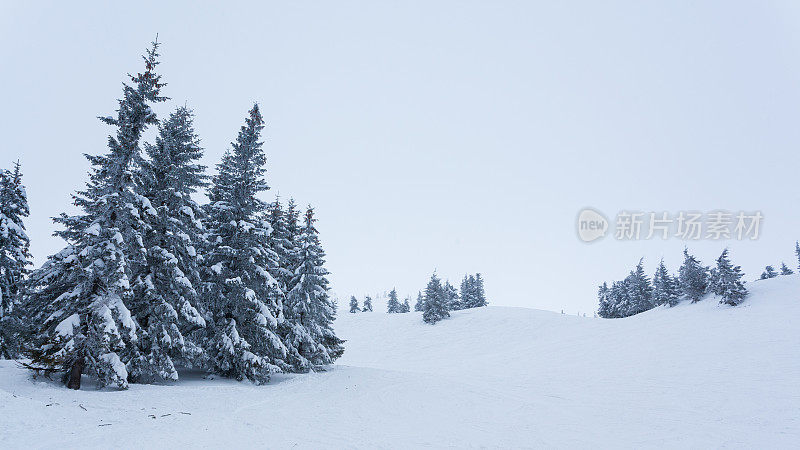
(2, 1), (800, 313)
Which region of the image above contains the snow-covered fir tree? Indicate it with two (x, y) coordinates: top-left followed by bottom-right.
(0, 162), (31, 358)
(599, 260), (658, 318)
(678, 248), (709, 303)
(129, 106), (208, 382)
(349, 296), (360, 313)
(422, 273), (449, 324)
(780, 262), (794, 276)
(414, 291), (424, 312)
(266, 197), (305, 372)
(443, 281), (460, 310)
(709, 249), (747, 306)
(653, 259), (680, 307)
(760, 265), (778, 280)
(202, 104), (286, 383)
(283, 199), (302, 284)
(386, 288), (402, 313)
(0, 162), (31, 317)
(401, 297), (411, 313)
(625, 259), (653, 315)
(459, 275), (475, 309)
(796, 242), (800, 271)
(282, 206), (344, 372)
(265, 198), (293, 294)
(458, 274), (488, 309)
(596, 282), (611, 318)
(608, 280), (628, 318)
(362, 296), (373, 312)
(21, 41), (167, 389)
(473, 273), (488, 307)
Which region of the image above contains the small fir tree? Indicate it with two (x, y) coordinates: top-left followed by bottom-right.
(597, 282), (612, 318)
(709, 249), (748, 306)
(459, 275), (475, 308)
(624, 259), (653, 315)
(349, 296), (360, 313)
(796, 242), (800, 271)
(678, 248), (709, 303)
(414, 291), (424, 312)
(473, 273), (488, 307)
(760, 265), (778, 280)
(422, 273), (450, 324)
(653, 259), (680, 307)
(386, 288), (402, 313)
(362, 296), (373, 312)
(443, 281), (460, 311)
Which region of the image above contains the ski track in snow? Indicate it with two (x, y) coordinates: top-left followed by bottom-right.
(2, 276), (800, 448)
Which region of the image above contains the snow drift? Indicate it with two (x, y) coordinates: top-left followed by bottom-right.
(1, 276), (799, 448)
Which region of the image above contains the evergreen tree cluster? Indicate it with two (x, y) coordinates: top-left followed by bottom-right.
(598, 248), (749, 318)
(419, 272), (488, 324)
(761, 261), (794, 278)
(0, 40), (343, 389)
(455, 274), (487, 310)
(354, 273), (488, 324)
(386, 288), (411, 313)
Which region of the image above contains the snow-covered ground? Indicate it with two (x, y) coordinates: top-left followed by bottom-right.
(2, 276), (799, 448)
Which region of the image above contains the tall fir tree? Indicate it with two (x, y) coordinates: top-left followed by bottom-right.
(129, 106), (208, 382)
(652, 259), (680, 307)
(386, 288), (402, 313)
(678, 248), (709, 303)
(20, 41), (166, 389)
(202, 104), (286, 383)
(282, 207), (344, 372)
(0, 162), (31, 358)
(362, 296), (373, 312)
(349, 296), (360, 313)
(401, 297), (411, 313)
(760, 265), (778, 280)
(780, 262), (794, 276)
(709, 249), (748, 306)
(422, 273), (450, 324)
(0, 162), (31, 316)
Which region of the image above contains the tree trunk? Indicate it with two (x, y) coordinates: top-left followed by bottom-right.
(67, 356), (85, 390)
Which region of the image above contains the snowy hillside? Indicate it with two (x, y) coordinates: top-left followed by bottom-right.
(2, 276), (799, 448)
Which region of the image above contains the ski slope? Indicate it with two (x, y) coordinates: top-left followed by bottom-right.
(1, 276), (799, 448)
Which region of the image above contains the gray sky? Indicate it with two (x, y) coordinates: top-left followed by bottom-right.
(2, 1), (800, 314)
